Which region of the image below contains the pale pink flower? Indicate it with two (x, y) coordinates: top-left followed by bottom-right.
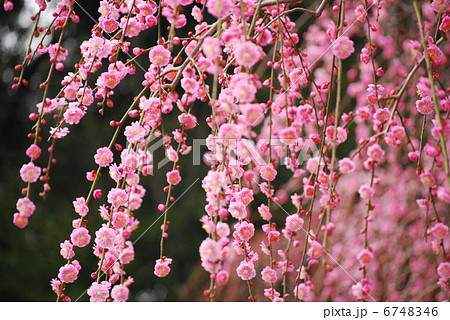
(94, 147), (114, 167)
(87, 282), (110, 302)
(235, 221), (255, 242)
(166, 169), (182, 185)
(217, 123), (241, 146)
(58, 264), (79, 283)
(338, 157), (355, 174)
(236, 188), (254, 206)
(307, 241), (324, 258)
(367, 144), (384, 162)
(124, 121), (146, 144)
(354, 5), (367, 22)
(16, 197), (36, 217)
(240, 103), (264, 127)
(26, 144), (41, 161)
(178, 113), (197, 129)
(60, 240), (75, 260)
(420, 172), (436, 188)
(191, 5), (203, 22)
(416, 96), (434, 114)
(260, 164), (277, 181)
(13, 213), (28, 228)
(228, 201), (247, 220)
(112, 212), (129, 229)
(107, 188), (128, 208)
(358, 184), (374, 200)
(261, 266), (277, 283)
(95, 226), (116, 249)
(50, 127), (70, 139)
(294, 283), (311, 300)
(111, 284), (129, 302)
(20, 162), (41, 183)
(332, 36), (354, 59)
(73, 197), (89, 217)
(258, 204), (272, 221)
(199, 238), (222, 262)
(202, 36), (221, 59)
(285, 215), (304, 232)
(70, 227), (91, 247)
(235, 41), (260, 68)
(279, 127), (298, 145)
(357, 249), (373, 266)
(149, 45), (171, 66)
(236, 260), (256, 280)
(206, 0), (234, 18)
(64, 105), (86, 125)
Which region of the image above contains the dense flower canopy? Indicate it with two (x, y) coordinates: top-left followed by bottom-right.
(6, 0), (450, 302)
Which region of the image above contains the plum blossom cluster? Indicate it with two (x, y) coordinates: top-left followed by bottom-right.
(9, 0), (450, 302)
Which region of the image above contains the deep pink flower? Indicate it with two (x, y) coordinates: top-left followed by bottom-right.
(416, 96), (434, 114)
(431, 223), (448, 239)
(26, 144), (41, 161)
(166, 169), (182, 185)
(13, 213), (28, 228)
(437, 262), (450, 279)
(440, 16), (450, 32)
(357, 249), (373, 266)
(260, 164), (277, 181)
(332, 36), (354, 59)
(216, 270), (229, 286)
(19, 162), (41, 183)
